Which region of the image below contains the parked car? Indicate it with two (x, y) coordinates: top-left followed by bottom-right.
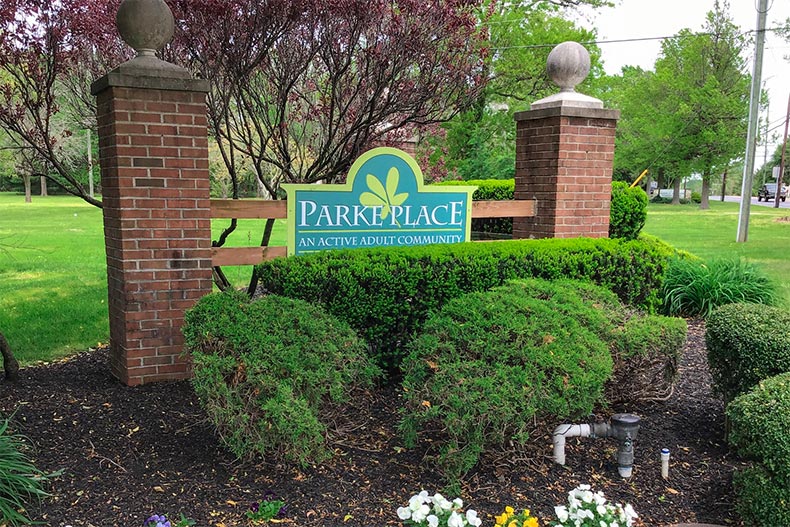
(757, 183), (787, 202)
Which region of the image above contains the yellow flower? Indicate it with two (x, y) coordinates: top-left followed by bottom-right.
(508, 521), (517, 527)
(495, 513), (508, 525)
(505, 506), (515, 514)
(525, 517), (538, 527)
(522, 509), (530, 517)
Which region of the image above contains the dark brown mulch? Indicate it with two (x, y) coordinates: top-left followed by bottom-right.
(0, 319), (745, 527)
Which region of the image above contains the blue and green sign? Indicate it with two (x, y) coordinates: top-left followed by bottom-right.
(283, 148), (477, 256)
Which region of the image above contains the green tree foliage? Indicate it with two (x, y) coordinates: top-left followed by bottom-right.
(608, 1), (749, 206)
(424, 2), (605, 181)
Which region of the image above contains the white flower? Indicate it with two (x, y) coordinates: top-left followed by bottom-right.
(610, 522), (620, 527)
(447, 511), (465, 527)
(412, 504), (430, 523)
(600, 522), (608, 527)
(597, 504), (607, 516)
(453, 497), (464, 509)
(427, 514), (439, 527)
(397, 507), (412, 520)
(580, 490), (594, 503)
(623, 503), (638, 526)
(555, 505), (569, 522)
(432, 493), (453, 511)
(466, 509), (482, 527)
(409, 494), (425, 510)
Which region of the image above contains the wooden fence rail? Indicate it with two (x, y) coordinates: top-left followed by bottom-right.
(209, 198), (536, 266)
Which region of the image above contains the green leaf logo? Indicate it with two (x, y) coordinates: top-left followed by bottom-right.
(359, 166), (409, 221)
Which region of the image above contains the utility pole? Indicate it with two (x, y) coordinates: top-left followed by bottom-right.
(776, 93), (790, 208)
(763, 96), (769, 185)
(736, 0), (768, 242)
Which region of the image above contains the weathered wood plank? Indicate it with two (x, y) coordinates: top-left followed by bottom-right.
(210, 199), (287, 219)
(472, 199), (536, 218)
(210, 245), (288, 266)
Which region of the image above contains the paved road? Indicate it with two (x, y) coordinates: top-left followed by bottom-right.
(709, 195), (789, 209)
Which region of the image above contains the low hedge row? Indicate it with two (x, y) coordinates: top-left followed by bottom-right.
(255, 236), (674, 369)
(706, 303), (790, 403)
(437, 179), (514, 235)
(728, 372), (790, 526)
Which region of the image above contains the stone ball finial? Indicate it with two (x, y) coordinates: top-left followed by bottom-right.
(116, 0), (175, 57)
(546, 41), (591, 93)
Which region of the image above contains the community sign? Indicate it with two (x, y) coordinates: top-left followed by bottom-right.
(283, 148), (477, 256)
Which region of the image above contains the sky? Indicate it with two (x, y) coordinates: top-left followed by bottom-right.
(577, 0), (790, 164)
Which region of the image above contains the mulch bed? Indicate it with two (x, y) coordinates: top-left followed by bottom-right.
(0, 319), (746, 526)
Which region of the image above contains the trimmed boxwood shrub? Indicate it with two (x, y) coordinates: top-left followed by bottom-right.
(436, 179), (514, 236)
(399, 279), (614, 484)
(732, 466), (790, 527)
(182, 291), (380, 465)
(256, 236), (674, 369)
(606, 314), (687, 403)
(399, 278), (686, 485)
(728, 373), (790, 526)
(609, 181), (648, 240)
(706, 303), (790, 402)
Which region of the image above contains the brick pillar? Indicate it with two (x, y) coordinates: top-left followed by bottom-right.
(513, 106), (619, 239)
(91, 58), (212, 385)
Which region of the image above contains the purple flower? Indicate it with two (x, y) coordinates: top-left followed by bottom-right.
(144, 514), (171, 527)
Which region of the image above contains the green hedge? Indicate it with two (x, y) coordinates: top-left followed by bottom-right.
(399, 279), (614, 484)
(183, 292), (380, 464)
(436, 179), (514, 235)
(436, 179), (647, 240)
(706, 303), (790, 402)
(609, 181), (648, 240)
(728, 373), (790, 526)
(256, 236), (674, 369)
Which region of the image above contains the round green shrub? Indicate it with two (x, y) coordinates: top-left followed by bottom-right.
(728, 372), (790, 483)
(400, 279), (613, 484)
(183, 291), (380, 465)
(706, 303), (790, 402)
(732, 465), (790, 527)
(609, 181), (648, 240)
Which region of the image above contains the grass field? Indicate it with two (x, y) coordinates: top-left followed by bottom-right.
(0, 193), (284, 363)
(643, 200), (790, 304)
(1, 192), (788, 364)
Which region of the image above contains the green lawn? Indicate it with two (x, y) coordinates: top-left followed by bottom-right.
(1, 192), (788, 364)
(0, 193), (284, 363)
(643, 200), (790, 304)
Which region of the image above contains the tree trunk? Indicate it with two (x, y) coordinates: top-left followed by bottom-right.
(40, 176), (48, 196)
(23, 175), (32, 203)
(672, 178), (681, 205)
(720, 168), (728, 202)
(0, 331), (19, 383)
(700, 179), (710, 209)
(700, 170), (710, 210)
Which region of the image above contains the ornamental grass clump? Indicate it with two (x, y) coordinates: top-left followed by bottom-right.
(661, 257), (777, 318)
(183, 291), (381, 465)
(0, 417), (54, 526)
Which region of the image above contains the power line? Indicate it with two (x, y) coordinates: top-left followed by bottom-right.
(490, 26), (789, 51)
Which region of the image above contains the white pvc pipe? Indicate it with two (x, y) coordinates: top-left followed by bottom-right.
(552, 424), (592, 465)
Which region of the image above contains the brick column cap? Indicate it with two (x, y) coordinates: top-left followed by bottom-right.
(91, 65), (209, 95)
(514, 105), (620, 122)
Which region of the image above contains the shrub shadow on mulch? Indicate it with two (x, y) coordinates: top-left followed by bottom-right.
(0, 320), (744, 526)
